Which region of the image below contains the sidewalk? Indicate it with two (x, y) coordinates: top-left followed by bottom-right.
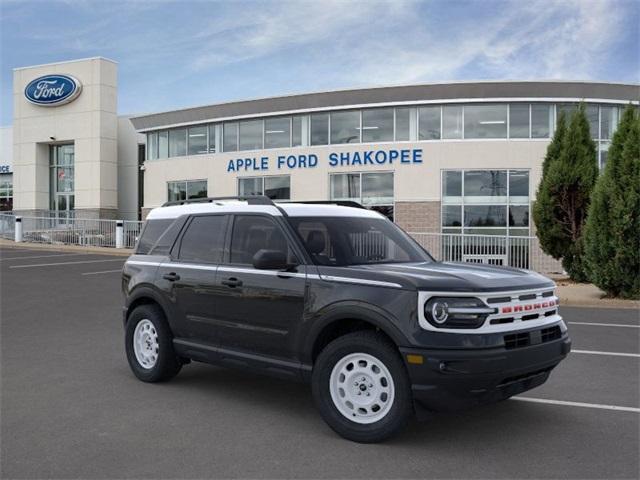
(0, 238), (133, 256)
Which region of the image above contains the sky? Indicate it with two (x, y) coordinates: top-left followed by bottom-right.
(0, 0), (638, 126)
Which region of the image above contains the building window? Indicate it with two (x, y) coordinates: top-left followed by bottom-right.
(442, 169), (529, 236)
(509, 104), (529, 139)
(0, 173), (12, 211)
(158, 131), (168, 159)
(168, 128), (187, 157)
(238, 175), (290, 200)
(223, 122), (239, 152)
(208, 124), (217, 153)
(330, 110), (360, 144)
(187, 126), (208, 155)
(442, 105), (463, 139)
(531, 104), (552, 138)
(292, 116), (303, 147)
(395, 107), (411, 141)
(147, 132), (158, 160)
(600, 106), (619, 140)
(362, 108), (394, 143)
(585, 104), (599, 140)
(239, 119), (263, 150)
(419, 106), (441, 140)
(50, 144), (75, 217)
(167, 180), (208, 202)
(310, 113), (329, 145)
(330, 172), (394, 220)
(265, 117), (291, 149)
(464, 104), (507, 139)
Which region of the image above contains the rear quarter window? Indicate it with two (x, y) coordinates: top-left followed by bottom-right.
(136, 219), (174, 254)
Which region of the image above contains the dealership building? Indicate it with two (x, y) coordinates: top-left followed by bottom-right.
(5, 57), (638, 242)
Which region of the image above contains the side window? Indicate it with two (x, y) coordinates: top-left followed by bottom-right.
(178, 215), (227, 263)
(295, 221), (333, 265)
(229, 215), (295, 265)
(136, 219), (173, 254)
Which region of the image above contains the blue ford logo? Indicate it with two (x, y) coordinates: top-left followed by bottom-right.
(24, 74), (82, 106)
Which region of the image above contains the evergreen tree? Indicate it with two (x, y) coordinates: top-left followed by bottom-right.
(533, 112), (567, 259)
(533, 104), (598, 281)
(584, 106), (640, 298)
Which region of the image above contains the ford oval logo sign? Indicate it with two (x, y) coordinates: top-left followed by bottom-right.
(24, 74), (82, 106)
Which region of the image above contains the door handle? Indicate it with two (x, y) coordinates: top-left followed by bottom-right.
(162, 272), (180, 282)
(221, 277), (243, 288)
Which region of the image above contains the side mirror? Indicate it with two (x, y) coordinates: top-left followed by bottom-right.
(252, 249), (289, 270)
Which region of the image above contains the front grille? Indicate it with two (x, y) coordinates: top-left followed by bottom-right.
(504, 326), (562, 350)
(498, 367), (553, 387)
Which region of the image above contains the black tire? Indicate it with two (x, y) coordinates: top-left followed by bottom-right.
(125, 304), (182, 382)
(312, 330), (413, 443)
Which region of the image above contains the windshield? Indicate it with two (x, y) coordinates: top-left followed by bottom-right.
(288, 216), (433, 266)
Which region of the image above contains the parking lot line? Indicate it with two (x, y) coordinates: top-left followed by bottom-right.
(572, 349), (640, 358)
(10, 259), (125, 269)
(81, 269), (123, 275)
(568, 321), (640, 328)
(513, 397), (640, 413)
(1, 253), (87, 261)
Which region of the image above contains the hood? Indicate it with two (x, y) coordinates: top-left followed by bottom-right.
(320, 261), (555, 292)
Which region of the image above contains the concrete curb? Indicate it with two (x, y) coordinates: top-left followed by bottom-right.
(0, 238), (133, 257)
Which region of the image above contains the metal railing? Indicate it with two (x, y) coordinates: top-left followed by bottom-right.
(408, 232), (563, 274)
(3, 215), (144, 249)
(0, 213), (15, 240)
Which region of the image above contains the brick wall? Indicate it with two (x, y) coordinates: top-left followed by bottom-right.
(395, 201), (441, 233)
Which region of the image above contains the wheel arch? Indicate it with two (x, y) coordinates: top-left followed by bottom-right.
(125, 286), (171, 326)
(303, 302), (409, 366)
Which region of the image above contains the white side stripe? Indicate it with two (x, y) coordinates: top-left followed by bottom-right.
(572, 349), (640, 358)
(568, 322), (640, 329)
(513, 397), (640, 413)
(319, 275), (403, 289)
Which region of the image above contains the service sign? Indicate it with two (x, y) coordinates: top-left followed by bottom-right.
(0, 165), (11, 174)
(24, 74), (82, 106)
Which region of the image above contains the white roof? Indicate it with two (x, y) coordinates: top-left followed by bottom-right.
(146, 201), (381, 220)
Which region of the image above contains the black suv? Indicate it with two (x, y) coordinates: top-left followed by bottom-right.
(122, 196), (570, 443)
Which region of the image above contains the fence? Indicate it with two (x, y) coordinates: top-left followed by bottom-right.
(409, 232), (563, 274)
(0, 213), (144, 249)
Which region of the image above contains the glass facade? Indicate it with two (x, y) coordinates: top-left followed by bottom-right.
(49, 144), (75, 217)
(167, 180), (208, 202)
(143, 103), (623, 170)
(238, 175), (290, 200)
(442, 169), (530, 236)
(0, 173), (12, 211)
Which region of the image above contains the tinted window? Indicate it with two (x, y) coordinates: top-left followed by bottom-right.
(362, 108), (393, 142)
(531, 104), (552, 138)
(169, 128), (187, 157)
(187, 126), (207, 155)
(149, 218), (185, 255)
(310, 113), (329, 145)
(290, 216), (430, 266)
(509, 104), (529, 138)
(419, 106), (440, 140)
(395, 107), (411, 141)
(179, 215), (227, 263)
(137, 219), (174, 254)
(330, 111), (360, 144)
(464, 104), (507, 139)
(239, 120), (263, 150)
(230, 216), (293, 264)
(442, 106), (463, 139)
(265, 117), (291, 149)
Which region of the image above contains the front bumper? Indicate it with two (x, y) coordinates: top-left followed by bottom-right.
(400, 332), (571, 413)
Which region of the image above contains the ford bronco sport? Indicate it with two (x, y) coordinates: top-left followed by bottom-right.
(122, 196), (571, 443)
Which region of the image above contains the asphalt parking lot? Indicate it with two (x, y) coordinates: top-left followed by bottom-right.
(1, 245), (638, 479)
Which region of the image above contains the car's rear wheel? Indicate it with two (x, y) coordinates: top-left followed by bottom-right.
(125, 304), (182, 382)
(312, 331), (413, 443)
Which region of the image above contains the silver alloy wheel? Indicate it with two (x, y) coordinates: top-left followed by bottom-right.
(133, 319), (159, 369)
(329, 352), (395, 424)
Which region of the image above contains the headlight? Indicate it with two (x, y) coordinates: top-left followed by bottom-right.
(424, 297), (495, 329)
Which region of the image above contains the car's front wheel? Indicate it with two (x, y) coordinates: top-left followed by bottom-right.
(312, 331), (413, 443)
(125, 304), (182, 382)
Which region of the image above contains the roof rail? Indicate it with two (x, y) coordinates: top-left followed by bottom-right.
(276, 200), (366, 209)
(162, 195), (275, 207)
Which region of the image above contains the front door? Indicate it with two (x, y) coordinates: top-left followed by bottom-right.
(212, 214), (307, 359)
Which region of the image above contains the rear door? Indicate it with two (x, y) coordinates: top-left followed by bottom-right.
(157, 214), (229, 345)
(212, 214), (307, 359)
